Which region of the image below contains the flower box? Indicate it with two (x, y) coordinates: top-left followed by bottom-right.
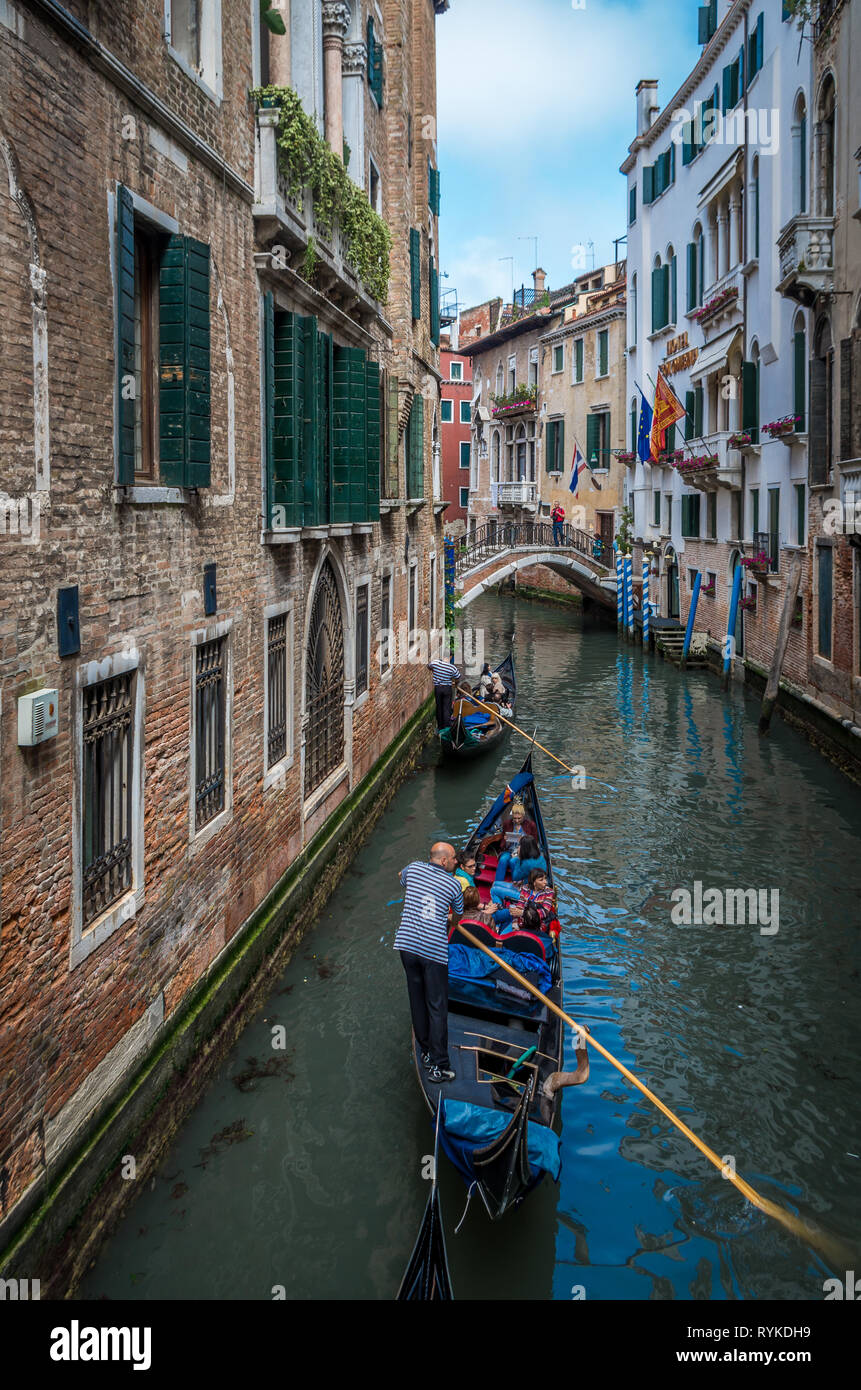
(741, 551), (770, 575)
(700, 583), (716, 597)
(727, 432), (752, 449)
(691, 286), (739, 323)
(617, 451), (637, 465)
(762, 415), (801, 440)
(740, 597), (756, 613)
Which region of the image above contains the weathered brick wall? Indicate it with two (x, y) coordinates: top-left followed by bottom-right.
(0, 0), (445, 1236)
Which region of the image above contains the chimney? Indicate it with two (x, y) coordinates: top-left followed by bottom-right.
(532, 267), (547, 297)
(636, 80), (659, 138)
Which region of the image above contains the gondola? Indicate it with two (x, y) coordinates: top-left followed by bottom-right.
(412, 753), (567, 1220)
(439, 652), (516, 759)
(397, 1109), (453, 1301)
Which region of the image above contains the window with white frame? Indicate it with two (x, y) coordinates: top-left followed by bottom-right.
(193, 632), (228, 831)
(552, 343), (564, 374)
(459, 486), (469, 508)
(459, 399), (471, 424)
(450, 360), (463, 381)
(355, 582), (370, 697)
(460, 441), (470, 469)
(81, 668), (137, 929)
(572, 338), (584, 384)
(165, 0), (222, 99)
(440, 398), (453, 423)
(380, 572), (393, 674)
(528, 346), (538, 386)
(508, 355), (516, 394)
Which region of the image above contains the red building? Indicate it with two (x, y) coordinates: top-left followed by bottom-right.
(440, 337), (473, 531)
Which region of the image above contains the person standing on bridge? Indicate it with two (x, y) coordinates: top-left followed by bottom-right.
(551, 502), (565, 546)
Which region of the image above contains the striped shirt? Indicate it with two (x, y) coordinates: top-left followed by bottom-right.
(428, 660), (461, 688)
(394, 861), (464, 965)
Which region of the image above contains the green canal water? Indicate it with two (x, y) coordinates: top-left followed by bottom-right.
(80, 593), (861, 1301)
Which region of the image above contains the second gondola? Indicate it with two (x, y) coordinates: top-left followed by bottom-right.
(438, 652), (516, 760)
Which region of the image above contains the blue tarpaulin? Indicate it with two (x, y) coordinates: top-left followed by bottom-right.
(442, 1099), (562, 1182)
(448, 943), (552, 995)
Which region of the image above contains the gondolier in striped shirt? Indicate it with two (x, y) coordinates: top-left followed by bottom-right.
(395, 843), (463, 1084)
(427, 657), (461, 730)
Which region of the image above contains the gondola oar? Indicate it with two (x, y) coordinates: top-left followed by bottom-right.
(455, 686), (578, 778)
(454, 922), (850, 1268)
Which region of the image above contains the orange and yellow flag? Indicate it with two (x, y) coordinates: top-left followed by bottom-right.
(649, 371), (687, 461)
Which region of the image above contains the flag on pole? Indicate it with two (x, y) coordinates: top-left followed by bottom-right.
(649, 370), (687, 461)
(569, 440), (585, 495)
(637, 388), (654, 464)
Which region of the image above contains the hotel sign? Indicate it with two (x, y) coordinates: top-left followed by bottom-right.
(663, 331), (698, 376)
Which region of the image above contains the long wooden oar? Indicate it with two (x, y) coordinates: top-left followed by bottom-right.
(455, 686), (578, 778)
(455, 922), (849, 1266)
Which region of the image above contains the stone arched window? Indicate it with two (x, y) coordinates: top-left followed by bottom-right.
(491, 429), (501, 483)
(816, 75), (836, 219)
(495, 361), (504, 398)
(305, 558), (345, 797)
(515, 423), (527, 481)
(793, 92), (808, 215)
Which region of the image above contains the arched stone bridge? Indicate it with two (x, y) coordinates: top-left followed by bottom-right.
(454, 522), (616, 611)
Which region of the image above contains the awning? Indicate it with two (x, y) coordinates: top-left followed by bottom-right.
(475, 405), (492, 423)
(689, 327), (741, 382)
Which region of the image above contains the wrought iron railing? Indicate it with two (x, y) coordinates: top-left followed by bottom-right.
(455, 522), (611, 576)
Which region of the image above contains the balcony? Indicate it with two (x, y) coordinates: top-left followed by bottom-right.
(777, 215), (835, 306)
(497, 481), (539, 510)
(676, 432), (742, 492)
(254, 107), (382, 320)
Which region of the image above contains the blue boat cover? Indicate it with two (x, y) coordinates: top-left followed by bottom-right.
(442, 1099), (562, 1182)
(462, 712), (491, 727)
(448, 942), (552, 996)
(474, 770), (536, 840)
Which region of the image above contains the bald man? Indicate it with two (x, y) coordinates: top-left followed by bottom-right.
(394, 842), (464, 1083)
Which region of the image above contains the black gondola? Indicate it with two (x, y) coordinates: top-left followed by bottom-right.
(397, 1095), (453, 1300)
(439, 652), (516, 759)
(411, 753), (571, 1219)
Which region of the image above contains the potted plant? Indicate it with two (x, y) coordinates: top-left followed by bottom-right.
(741, 550), (770, 575)
(727, 431), (752, 449)
(762, 414), (801, 441)
(739, 596), (757, 613)
(700, 580), (716, 596)
(617, 451), (637, 465)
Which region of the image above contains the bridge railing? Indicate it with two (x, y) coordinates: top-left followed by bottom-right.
(454, 521), (612, 576)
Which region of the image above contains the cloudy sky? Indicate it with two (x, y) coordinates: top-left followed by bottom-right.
(436, 0), (702, 312)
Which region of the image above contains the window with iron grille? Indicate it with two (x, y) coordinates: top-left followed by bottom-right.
(305, 560), (345, 797)
(194, 636), (226, 829)
(267, 613), (289, 769)
(380, 573), (392, 674)
(408, 562), (418, 637)
(82, 672), (135, 927)
(355, 584), (369, 697)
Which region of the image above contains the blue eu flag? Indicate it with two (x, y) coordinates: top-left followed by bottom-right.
(637, 390), (653, 464)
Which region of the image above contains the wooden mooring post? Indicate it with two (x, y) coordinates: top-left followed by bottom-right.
(758, 556), (803, 736)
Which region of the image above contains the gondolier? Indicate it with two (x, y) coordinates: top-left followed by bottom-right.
(427, 657), (461, 729)
(395, 843), (464, 1084)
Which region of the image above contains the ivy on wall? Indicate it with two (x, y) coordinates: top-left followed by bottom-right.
(251, 85), (392, 303)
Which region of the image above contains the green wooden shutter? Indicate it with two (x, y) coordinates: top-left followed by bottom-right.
(630, 403), (637, 452)
(300, 315), (322, 524)
(116, 185), (136, 485)
(428, 159), (440, 216)
(809, 355), (827, 485)
(670, 256), (677, 324)
(263, 291), (275, 524)
(318, 329), (333, 521)
(666, 423), (676, 455)
(386, 375), (400, 497)
(429, 257), (440, 347)
(694, 384), (704, 437)
(270, 308), (303, 529)
(739, 43), (745, 95)
(742, 360), (759, 444)
(586, 414), (600, 468)
(365, 360), (381, 521)
(409, 228), (421, 320)
(332, 344), (365, 522)
(159, 234), (211, 487)
(545, 419), (556, 472)
(643, 165), (654, 205)
(629, 184), (636, 225)
(794, 330), (806, 432)
(408, 392), (424, 498)
(651, 265), (661, 333)
(685, 389), (696, 442)
(367, 18), (382, 104)
(686, 242), (697, 312)
(818, 545), (832, 658)
(599, 331), (608, 377)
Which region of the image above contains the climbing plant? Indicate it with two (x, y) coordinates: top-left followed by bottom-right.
(616, 506), (634, 552)
(251, 84), (392, 303)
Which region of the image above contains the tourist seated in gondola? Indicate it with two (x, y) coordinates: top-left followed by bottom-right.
(487, 866), (552, 927)
(454, 850), (477, 892)
(479, 799), (537, 859)
(477, 663), (494, 700)
(493, 834), (547, 889)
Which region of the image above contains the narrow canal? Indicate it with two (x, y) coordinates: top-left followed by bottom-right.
(81, 593), (861, 1301)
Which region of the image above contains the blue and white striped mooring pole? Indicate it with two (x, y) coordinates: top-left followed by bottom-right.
(642, 557), (651, 651)
(625, 554), (634, 642)
(615, 545), (624, 633)
(723, 563), (743, 688)
(681, 570), (702, 669)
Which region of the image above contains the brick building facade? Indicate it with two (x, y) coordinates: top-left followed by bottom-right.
(0, 0), (449, 1271)
(439, 338), (472, 531)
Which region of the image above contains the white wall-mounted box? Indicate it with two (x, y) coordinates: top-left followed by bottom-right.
(18, 689), (59, 746)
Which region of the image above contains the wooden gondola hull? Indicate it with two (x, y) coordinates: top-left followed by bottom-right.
(413, 753), (565, 1219)
(396, 1185), (453, 1301)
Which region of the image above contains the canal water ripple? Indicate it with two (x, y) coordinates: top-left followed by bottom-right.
(81, 593), (861, 1301)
